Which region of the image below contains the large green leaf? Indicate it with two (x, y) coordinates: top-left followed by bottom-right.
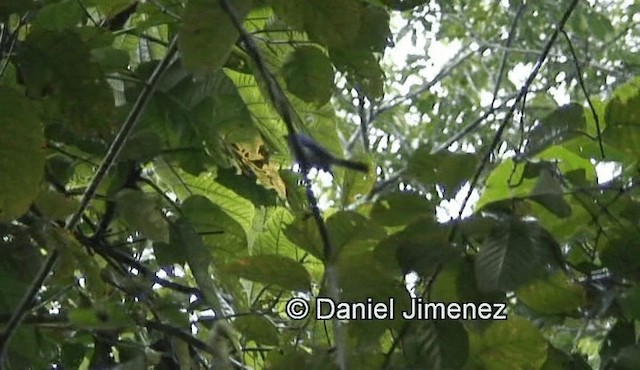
(527, 165), (571, 218)
(253, 207), (296, 256)
(225, 69), (289, 157)
(17, 29), (116, 133)
(32, 0), (83, 31)
(34, 189), (80, 221)
(221, 254), (311, 291)
(355, 4), (391, 52)
(326, 211), (387, 258)
(282, 46), (334, 106)
(400, 320), (469, 370)
(603, 77), (640, 160)
(182, 195), (248, 263)
(524, 103), (587, 157)
(68, 303), (136, 330)
(0, 87), (45, 221)
(406, 148), (478, 198)
(599, 320), (636, 368)
(477, 147), (593, 216)
(468, 316), (547, 370)
(330, 47), (384, 98)
(475, 218), (542, 292)
(517, 272), (586, 315)
(116, 189), (170, 243)
(370, 191), (434, 226)
(179, 0), (251, 71)
(173, 218), (223, 311)
(302, 0), (361, 48)
(233, 315), (280, 346)
(600, 229), (640, 277)
(154, 164), (256, 232)
(283, 215), (324, 260)
(376, 218), (457, 274)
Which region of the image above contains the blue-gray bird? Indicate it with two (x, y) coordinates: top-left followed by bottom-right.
(288, 133), (368, 173)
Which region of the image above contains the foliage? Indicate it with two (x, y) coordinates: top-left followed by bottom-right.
(0, 0), (639, 369)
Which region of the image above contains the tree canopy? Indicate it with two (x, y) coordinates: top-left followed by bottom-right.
(1, 0), (640, 369)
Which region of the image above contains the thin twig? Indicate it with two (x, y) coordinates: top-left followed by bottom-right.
(0, 15), (27, 82)
(489, 3), (528, 109)
(562, 30), (605, 159)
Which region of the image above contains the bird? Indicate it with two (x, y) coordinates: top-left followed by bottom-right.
(288, 133), (369, 173)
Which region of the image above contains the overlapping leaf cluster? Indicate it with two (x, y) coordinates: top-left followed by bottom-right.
(0, 0), (639, 369)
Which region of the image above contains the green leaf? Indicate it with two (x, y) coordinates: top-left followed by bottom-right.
(600, 320), (635, 367)
(524, 103), (587, 156)
(468, 316), (547, 370)
(272, 0), (305, 30)
(603, 77), (640, 160)
(584, 12), (614, 41)
(477, 148), (594, 215)
(330, 47), (384, 98)
(406, 148), (478, 198)
(282, 46), (334, 106)
(85, 0), (137, 18)
(302, 0), (361, 48)
(221, 254), (311, 291)
(370, 191), (434, 226)
(68, 304), (136, 330)
(182, 195), (248, 263)
(355, 5), (391, 52)
(619, 285), (640, 320)
(0, 86), (45, 221)
(225, 69), (289, 157)
(154, 164), (256, 232)
(0, 1), (31, 17)
(32, 0), (83, 31)
(234, 315), (280, 346)
(284, 215), (324, 260)
(179, 0), (251, 71)
(615, 344), (640, 369)
(542, 346), (591, 370)
(430, 257), (504, 305)
(253, 207), (300, 257)
(339, 155), (376, 205)
(476, 159), (532, 211)
(152, 65), (260, 147)
(600, 230), (640, 277)
(17, 29), (116, 133)
(173, 218), (223, 311)
(91, 46), (130, 73)
(377, 218), (457, 274)
(517, 272), (586, 314)
(34, 189), (80, 220)
(528, 166), (571, 218)
(326, 211), (387, 258)
(475, 218), (540, 292)
(265, 348), (313, 369)
(0, 226), (44, 311)
(116, 189), (169, 243)
(402, 320), (469, 370)
(338, 251), (408, 307)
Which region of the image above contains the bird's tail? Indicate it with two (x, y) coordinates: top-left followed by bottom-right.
(334, 158), (369, 173)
